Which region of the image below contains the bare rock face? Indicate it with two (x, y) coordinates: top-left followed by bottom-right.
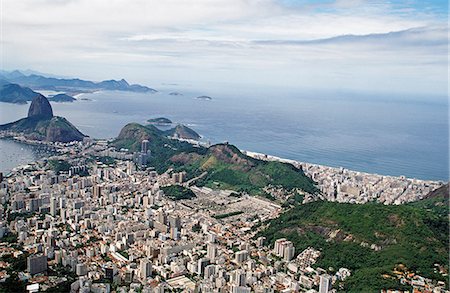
(27, 94), (53, 119)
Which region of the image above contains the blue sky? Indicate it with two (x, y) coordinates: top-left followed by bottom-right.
(2, 0), (448, 96)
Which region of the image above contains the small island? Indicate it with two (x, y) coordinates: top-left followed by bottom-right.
(48, 93), (76, 103)
(169, 92), (183, 96)
(196, 95), (212, 100)
(147, 117), (173, 125)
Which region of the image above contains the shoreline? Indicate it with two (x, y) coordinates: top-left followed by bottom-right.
(243, 150), (445, 184)
(1, 131), (446, 186)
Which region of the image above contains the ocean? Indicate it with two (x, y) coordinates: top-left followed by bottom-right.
(0, 83), (448, 180)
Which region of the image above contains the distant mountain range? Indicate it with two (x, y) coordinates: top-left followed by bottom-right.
(0, 70), (157, 104)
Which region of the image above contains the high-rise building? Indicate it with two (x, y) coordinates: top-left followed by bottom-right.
(169, 227), (179, 240)
(27, 254), (48, 275)
(50, 197), (58, 217)
(93, 185), (101, 198)
(207, 243), (217, 261)
(124, 270), (133, 283)
(274, 238), (287, 257)
(235, 250), (248, 264)
(319, 275), (332, 293)
(204, 264), (216, 279)
(273, 238), (295, 261)
(232, 269), (246, 286)
(197, 258), (210, 276)
(256, 236), (265, 247)
(76, 263), (87, 276)
(140, 259), (152, 279)
(141, 140), (149, 153)
(168, 215), (181, 229)
(105, 267), (116, 282)
(157, 210), (167, 225)
(283, 243), (295, 261)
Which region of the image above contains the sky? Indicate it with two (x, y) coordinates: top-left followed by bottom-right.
(2, 0), (448, 95)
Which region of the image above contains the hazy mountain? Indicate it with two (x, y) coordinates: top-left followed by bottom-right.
(0, 81), (40, 104)
(0, 70), (157, 93)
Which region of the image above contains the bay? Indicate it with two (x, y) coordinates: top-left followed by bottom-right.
(0, 83), (447, 180)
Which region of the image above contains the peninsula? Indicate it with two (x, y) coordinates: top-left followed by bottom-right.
(0, 94), (85, 142)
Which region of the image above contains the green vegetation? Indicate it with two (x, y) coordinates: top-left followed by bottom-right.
(46, 265), (78, 293)
(112, 123), (318, 197)
(0, 252), (29, 293)
(2, 233), (18, 244)
(118, 250), (129, 259)
(48, 93), (75, 102)
(257, 199), (449, 292)
(192, 223), (201, 233)
(48, 159), (71, 173)
(161, 185), (196, 200)
(173, 144), (318, 196)
(213, 211), (244, 219)
(112, 123), (198, 173)
(408, 183), (448, 217)
(0, 115), (85, 143)
(164, 124), (201, 140)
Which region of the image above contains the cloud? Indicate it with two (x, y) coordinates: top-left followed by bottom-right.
(1, 0), (447, 95)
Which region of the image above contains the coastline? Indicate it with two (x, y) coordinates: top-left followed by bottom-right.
(1, 129), (445, 205)
(242, 150), (443, 204)
(243, 150), (444, 184)
(2, 130), (445, 184)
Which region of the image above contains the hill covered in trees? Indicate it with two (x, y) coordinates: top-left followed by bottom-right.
(257, 196), (449, 292)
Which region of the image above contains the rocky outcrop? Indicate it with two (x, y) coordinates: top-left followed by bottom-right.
(166, 124), (201, 140)
(0, 94), (85, 142)
(28, 94), (53, 119)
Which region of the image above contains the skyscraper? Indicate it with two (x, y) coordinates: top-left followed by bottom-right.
(197, 258), (210, 276)
(235, 250), (248, 264)
(93, 185), (101, 198)
(27, 254), (48, 275)
(141, 139), (149, 153)
(207, 243), (217, 261)
(319, 275), (332, 293)
(140, 259), (152, 279)
(50, 196), (58, 217)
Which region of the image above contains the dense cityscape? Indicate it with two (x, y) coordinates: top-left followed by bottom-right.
(0, 0), (448, 291)
(0, 132), (447, 293)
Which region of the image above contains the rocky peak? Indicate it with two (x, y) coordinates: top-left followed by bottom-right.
(27, 94), (53, 119)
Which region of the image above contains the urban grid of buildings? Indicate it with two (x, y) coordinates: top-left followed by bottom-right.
(0, 133), (446, 293)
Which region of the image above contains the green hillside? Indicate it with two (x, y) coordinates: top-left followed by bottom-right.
(258, 199), (449, 292)
(112, 123), (198, 173)
(0, 116), (85, 142)
(112, 123), (318, 195)
(169, 143), (317, 195)
(408, 183), (449, 216)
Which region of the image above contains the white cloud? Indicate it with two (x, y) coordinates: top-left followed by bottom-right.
(1, 0), (447, 95)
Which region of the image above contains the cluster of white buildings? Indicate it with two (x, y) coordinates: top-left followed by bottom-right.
(0, 140), (354, 293)
(244, 150), (442, 205)
(0, 140), (445, 293)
